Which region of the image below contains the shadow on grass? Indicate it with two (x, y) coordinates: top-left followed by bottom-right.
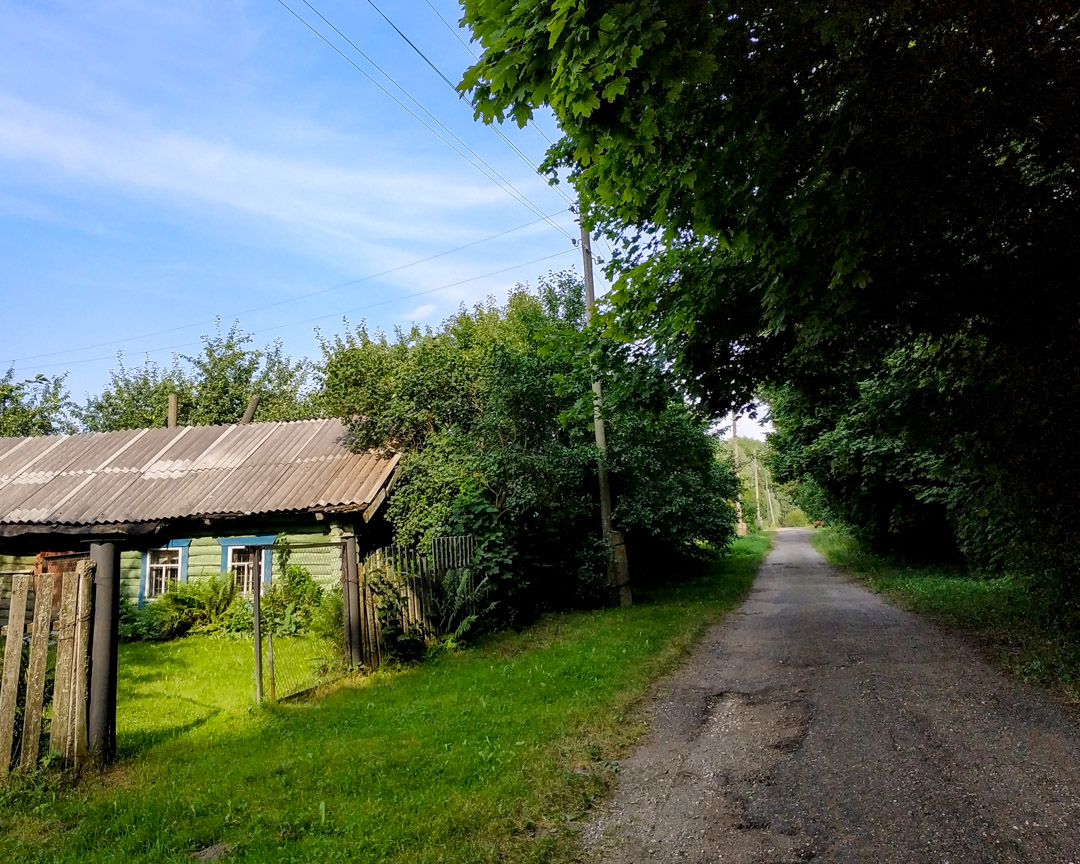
(116, 696), (224, 759)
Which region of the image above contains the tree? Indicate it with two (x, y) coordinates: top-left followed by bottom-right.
(321, 273), (738, 623)
(460, 1), (1079, 406)
(79, 321), (320, 431)
(0, 370), (73, 437)
(460, 1), (1080, 613)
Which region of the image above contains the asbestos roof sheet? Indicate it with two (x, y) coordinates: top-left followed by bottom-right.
(0, 419), (398, 527)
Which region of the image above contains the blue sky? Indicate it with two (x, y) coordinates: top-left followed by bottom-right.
(0, 0), (592, 399)
(0, 0), (773, 439)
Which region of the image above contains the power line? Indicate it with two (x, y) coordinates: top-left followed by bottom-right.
(424, 0), (477, 59)
(361, 0), (573, 203)
(281, 0), (574, 242)
(11, 212), (567, 365)
(420, 0), (557, 148)
(363, 0), (458, 93)
(26, 248), (578, 372)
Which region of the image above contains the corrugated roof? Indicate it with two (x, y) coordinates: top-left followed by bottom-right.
(0, 419), (398, 527)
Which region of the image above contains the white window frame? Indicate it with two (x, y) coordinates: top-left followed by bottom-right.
(146, 547), (182, 599)
(228, 546), (263, 595)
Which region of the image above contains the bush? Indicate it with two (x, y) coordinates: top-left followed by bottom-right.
(781, 508), (810, 527)
(118, 575), (237, 642)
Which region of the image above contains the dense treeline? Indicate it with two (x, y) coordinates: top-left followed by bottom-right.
(459, 1), (1080, 620)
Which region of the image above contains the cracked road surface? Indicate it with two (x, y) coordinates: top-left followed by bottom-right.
(581, 529), (1080, 863)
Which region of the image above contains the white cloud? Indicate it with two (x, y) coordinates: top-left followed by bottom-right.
(0, 93), (543, 250)
(399, 303), (436, 321)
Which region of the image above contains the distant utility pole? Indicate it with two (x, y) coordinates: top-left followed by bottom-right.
(732, 411), (748, 536)
(764, 464), (777, 527)
(753, 454), (763, 530)
(580, 218), (632, 607)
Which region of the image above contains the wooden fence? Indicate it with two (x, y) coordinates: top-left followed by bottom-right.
(355, 536), (475, 671)
(0, 559), (94, 777)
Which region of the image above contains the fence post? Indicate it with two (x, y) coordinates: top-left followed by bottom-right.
(253, 578), (263, 704)
(345, 536), (362, 667)
(88, 542), (120, 766)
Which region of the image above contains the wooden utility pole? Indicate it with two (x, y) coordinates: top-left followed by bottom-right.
(764, 463), (777, 526)
(580, 219), (632, 606)
(732, 411), (748, 536)
(753, 454), (763, 530)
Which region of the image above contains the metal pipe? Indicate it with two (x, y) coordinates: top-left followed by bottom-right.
(240, 394), (261, 424)
(252, 577), (263, 704)
(88, 542), (120, 765)
(345, 535), (362, 667)
(167, 393), (178, 429)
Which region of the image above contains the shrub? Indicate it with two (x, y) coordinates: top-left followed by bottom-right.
(781, 508), (810, 528)
(119, 575), (237, 642)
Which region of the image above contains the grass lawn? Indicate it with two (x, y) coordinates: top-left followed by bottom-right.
(813, 527), (1080, 704)
(1, 534), (770, 864)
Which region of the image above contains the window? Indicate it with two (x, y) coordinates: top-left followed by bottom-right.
(229, 546), (263, 594)
(146, 548), (181, 598)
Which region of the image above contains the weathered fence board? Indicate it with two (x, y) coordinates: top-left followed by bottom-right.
(70, 561), (93, 765)
(47, 559), (94, 763)
(0, 574), (30, 778)
(353, 537), (475, 671)
(49, 569), (79, 756)
(19, 572), (54, 771)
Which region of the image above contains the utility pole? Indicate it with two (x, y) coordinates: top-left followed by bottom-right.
(753, 454), (763, 530)
(764, 463), (777, 526)
(580, 219), (632, 606)
(732, 411), (748, 536)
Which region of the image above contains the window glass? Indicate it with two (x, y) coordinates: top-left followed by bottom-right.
(229, 546), (262, 594)
(147, 548), (181, 598)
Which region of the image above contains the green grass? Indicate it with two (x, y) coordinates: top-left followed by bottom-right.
(813, 527), (1080, 703)
(0, 534), (770, 864)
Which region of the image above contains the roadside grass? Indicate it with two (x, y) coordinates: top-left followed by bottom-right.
(813, 527), (1080, 703)
(0, 534), (770, 864)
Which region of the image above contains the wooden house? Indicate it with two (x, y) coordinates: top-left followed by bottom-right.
(0, 419), (398, 603)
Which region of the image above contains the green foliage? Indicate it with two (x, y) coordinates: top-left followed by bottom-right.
(321, 272), (739, 624)
(432, 566), (498, 643)
(262, 556), (325, 637)
(0, 370), (73, 437)
(780, 509), (810, 528)
(78, 321), (320, 432)
(460, 1), (1080, 615)
(119, 575), (237, 642)
(768, 330), (1080, 623)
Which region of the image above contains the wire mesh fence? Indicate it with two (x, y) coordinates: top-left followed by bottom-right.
(253, 542), (350, 702)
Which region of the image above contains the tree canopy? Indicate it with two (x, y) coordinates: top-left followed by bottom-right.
(79, 322), (320, 432)
(0, 370), (72, 438)
(462, 1), (1077, 401)
(459, 1), (1080, 612)
(321, 273), (739, 622)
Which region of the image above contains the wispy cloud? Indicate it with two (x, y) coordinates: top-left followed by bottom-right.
(399, 303), (436, 321)
(0, 93), (544, 249)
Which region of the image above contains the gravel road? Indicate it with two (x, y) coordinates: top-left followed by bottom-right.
(581, 528), (1080, 863)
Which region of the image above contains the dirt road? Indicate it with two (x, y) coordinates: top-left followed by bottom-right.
(582, 529), (1080, 863)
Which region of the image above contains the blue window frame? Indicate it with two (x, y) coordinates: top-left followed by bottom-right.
(218, 536), (275, 592)
(139, 538), (192, 606)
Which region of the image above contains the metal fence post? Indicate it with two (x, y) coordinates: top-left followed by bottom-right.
(88, 542), (120, 766)
(345, 536), (362, 667)
(252, 578), (263, 704)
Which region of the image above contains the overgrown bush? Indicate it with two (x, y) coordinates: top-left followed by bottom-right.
(118, 574), (236, 642)
(781, 509), (809, 528)
(321, 274), (740, 628)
